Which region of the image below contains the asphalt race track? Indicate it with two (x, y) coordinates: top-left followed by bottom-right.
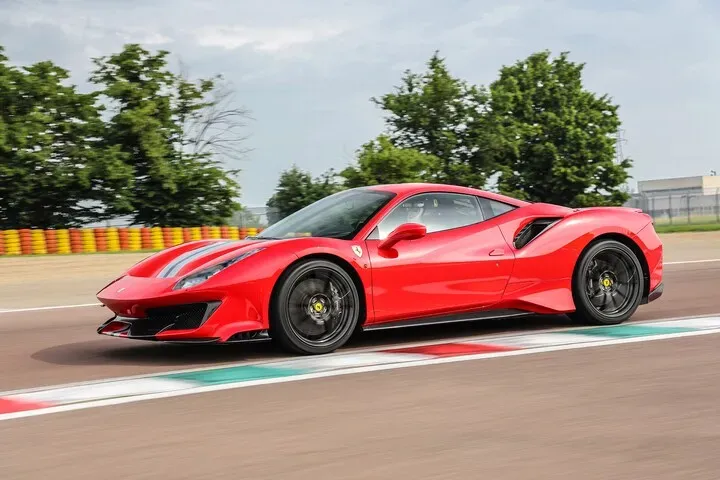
(1, 232), (719, 479)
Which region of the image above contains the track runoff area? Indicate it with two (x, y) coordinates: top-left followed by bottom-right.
(2, 312), (720, 422)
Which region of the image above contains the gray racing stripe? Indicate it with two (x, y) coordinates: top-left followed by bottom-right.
(157, 241), (232, 278)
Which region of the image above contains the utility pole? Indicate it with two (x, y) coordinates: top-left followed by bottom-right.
(615, 128), (626, 164)
(614, 129), (632, 205)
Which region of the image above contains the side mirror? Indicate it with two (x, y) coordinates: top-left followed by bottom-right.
(378, 223), (426, 250)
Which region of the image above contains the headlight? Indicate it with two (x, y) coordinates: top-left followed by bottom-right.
(173, 248), (264, 290)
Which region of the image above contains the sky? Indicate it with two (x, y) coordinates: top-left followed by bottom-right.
(1, 0), (719, 207)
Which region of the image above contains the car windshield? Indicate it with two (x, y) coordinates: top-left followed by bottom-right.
(257, 188), (396, 240)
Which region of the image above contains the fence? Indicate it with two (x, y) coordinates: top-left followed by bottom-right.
(625, 190), (720, 225)
(0, 225), (265, 256)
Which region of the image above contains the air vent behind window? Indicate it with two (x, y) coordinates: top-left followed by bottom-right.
(513, 218), (561, 249)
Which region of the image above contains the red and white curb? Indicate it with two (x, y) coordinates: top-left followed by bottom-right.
(2, 315), (720, 422)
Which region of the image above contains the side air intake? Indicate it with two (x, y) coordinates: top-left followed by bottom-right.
(513, 218), (561, 249)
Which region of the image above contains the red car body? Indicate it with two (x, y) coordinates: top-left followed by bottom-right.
(97, 183), (663, 350)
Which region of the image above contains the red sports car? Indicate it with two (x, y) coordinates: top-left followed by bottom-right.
(97, 183), (664, 355)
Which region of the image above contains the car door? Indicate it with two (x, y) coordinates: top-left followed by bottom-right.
(363, 192), (515, 325)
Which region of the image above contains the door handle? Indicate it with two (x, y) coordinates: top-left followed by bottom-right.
(489, 249), (505, 256)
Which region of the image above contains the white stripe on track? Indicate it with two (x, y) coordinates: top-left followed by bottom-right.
(0, 303), (103, 314)
(664, 259), (720, 265)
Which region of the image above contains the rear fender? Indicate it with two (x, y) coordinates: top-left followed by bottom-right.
(502, 207), (654, 282)
(496, 206), (656, 313)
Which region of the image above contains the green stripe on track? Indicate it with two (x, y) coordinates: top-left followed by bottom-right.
(561, 324), (696, 338)
(161, 365), (308, 386)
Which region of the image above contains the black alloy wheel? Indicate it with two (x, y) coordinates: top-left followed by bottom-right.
(271, 259), (361, 355)
(570, 239), (645, 326)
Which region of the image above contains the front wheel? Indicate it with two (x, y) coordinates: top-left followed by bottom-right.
(569, 239), (645, 326)
(270, 259), (361, 355)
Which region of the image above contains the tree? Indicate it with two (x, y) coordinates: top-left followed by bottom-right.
(489, 50), (632, 207)
(89, 44), (245, 226)
(0, 50), (132, 229)
(340, 135), (441, 187)
(266, 165), (342, 224)
(371, 51), (501, 187)
(176, 62), (252, 161)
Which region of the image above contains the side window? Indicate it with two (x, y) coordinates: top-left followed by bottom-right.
(370, 193), (485, 240)
(477, 196), (517, 220)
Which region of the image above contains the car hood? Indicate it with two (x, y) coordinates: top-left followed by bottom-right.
(126, 238), (285, 279)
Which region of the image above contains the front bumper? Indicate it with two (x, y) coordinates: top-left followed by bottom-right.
(97, 299), (266, 341)
(96, 274), (268, 341)
(97, 301), (223, 342)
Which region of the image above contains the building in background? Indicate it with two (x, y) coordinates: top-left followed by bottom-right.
(625, 175), (720, 224)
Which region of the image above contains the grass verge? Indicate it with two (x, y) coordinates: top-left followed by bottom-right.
(654, 223), (720, 233)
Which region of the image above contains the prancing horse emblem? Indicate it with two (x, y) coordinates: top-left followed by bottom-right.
(352, 245), (363, 258)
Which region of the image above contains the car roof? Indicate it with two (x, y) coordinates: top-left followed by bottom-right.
(362, 183), (531, 207)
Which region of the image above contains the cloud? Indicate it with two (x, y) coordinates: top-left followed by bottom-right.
(119, 30), (173, 46)
(4, 11), (173, 46)
(192, 25), (345, 52)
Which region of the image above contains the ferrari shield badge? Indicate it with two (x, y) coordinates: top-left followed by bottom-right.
(352, 245), (363, 258)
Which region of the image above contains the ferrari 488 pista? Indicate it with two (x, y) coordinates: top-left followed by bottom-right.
(97, 183), (663, 355)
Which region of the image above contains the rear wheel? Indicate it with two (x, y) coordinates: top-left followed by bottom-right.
(569, 239), (644, 326)
(270, 259), (361, 355)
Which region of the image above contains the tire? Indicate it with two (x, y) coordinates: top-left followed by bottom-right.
(270, 259), (361, 355)
(569, 239), (645, 326)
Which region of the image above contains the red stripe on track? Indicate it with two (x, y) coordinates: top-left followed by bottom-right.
(384, 342), (519, 357)
(0, 397), (51, 414)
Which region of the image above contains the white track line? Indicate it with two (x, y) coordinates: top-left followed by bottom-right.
(665, 259), (720, 265)
(3, 326), (720, 422)
(0, 303), (103, 314)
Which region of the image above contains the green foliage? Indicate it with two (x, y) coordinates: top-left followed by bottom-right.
(0, 49), (133, 229)
(340, 135), (441, 187)
(90, 44), (244, 226)
(489, 50), (631, 207)
(267, 49), (632, 220)
(368, 50), (632, 207)
(0, 41), (634, 230)
(653, 223), (720, 234)
(0, 43), (249, 229)
(370, 52), (501, 187)
(266, 136), (442, 220)
(266, 165), (343, 224)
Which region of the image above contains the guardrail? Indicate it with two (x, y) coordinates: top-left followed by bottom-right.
(0, 226), (265, 256)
